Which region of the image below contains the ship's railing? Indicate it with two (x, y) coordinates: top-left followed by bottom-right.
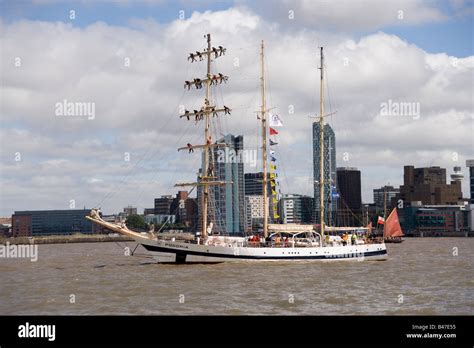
(242, 240), (322, 248)
(160, 236), (383, 247)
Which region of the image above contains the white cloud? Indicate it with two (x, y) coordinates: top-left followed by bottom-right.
(0, 6), (472, 216)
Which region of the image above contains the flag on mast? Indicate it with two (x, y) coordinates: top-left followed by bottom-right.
(377, 216), (385, 225)
(269, 127), (279, 135)
(269, 114), (283, 127)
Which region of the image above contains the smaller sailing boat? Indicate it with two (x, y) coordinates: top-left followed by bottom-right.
(383, 208), (404, 243)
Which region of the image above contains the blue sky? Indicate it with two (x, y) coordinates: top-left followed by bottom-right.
(1, 0), (472, 56)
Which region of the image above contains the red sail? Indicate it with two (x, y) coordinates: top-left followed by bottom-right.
(384, 208), (404, 238)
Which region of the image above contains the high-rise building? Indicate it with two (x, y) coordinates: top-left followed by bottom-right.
(244, 195), (264, 231)
(154, 195), (174, 215)
(279, 194), (314, 224)
(373, 185), (400, 213)
(399, 165), (462, 206)
(313, 122), (337, 225)
(336, 167), (361, 226)
(244, 172), (274, 222)
(11, 209), (93, 236)
(200, 134), (245, 234)
(467, 160), (474, 204)
(244, 172), (272, 195)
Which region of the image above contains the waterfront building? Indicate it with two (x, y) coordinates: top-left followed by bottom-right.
(11, 209), (93, 237)
(244, 172), (273, 195)
(373, 185), (400, 213)
(153, 192), (197, 228)
(313, 123), (337, 225)
(401, 203), (470, 236)
(197, 134), (244, 234)
(244, 172), (275, 223)
(398, 165), (462, 206)
(244, 195), (264, 231)
(336, 167), (361, 226)
(279, 194), (314, 224)
(0, 217), (12, 237)
(143, 208), (155, 215)
(467, 160), (474, 204)
(170, 191), (198, 228)
(212, 134), (244, 234)
(144, 214), (176, 225)
(469, 205), (474, 232)
(123, 206), (137, 216)
(154, 195), (174, 215)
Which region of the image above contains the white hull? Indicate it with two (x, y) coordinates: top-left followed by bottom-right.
(139, 237), (388, 263)
(85, 214), (387, 263)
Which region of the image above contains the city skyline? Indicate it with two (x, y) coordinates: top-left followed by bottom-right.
(1, 0), (472, 216)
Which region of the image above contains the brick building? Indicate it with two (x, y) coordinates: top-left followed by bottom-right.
(398, 166), (462, 206)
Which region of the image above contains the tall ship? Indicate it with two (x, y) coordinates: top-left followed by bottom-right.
(87, 34), (387, 263)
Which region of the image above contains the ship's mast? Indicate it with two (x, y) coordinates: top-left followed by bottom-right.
(383, 185), (387, 237)
(175, 33), (231, 241)
(319, 47), (325, 238)
(261, 40), (269, 239)
(202, 33), (212, 238)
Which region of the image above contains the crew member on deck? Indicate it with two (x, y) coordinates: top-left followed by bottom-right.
(342, 233), (348, 246)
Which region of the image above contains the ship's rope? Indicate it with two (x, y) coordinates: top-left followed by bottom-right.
(95, 89), (188, 209)
(95, 58), (202, 209)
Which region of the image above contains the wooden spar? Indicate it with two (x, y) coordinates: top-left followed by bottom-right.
(175, 181), (232, 187)
(177, 143), (226, 152)
(179, 107), (231, 119)
(189, 48), (226, 58)
(202, 33), (212, 239)
(261, 40), (269, 239)
(184, 75), (229, 88)
(318, 46), (325, 239)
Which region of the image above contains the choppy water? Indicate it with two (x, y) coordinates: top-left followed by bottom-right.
(0, 238), (473, 315)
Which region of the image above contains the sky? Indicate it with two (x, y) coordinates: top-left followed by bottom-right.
(0, 0), (473, 216)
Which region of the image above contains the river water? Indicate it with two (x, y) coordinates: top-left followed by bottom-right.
(0, 238), (473, 315)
